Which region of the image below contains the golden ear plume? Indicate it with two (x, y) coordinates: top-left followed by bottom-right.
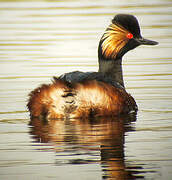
(101, 23), (130, 59)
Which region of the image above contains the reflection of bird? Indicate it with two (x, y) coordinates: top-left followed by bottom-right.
(27, 14), (158, 119)
(30, 115), (142, 179)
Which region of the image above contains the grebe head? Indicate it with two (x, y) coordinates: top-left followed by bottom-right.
(99, 14), (158, 60)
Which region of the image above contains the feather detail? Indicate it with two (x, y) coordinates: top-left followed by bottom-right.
(27, 78), (137, 119)
(101, 23), (131, 59)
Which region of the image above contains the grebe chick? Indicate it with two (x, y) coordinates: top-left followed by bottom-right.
(27, 14), (158, 119)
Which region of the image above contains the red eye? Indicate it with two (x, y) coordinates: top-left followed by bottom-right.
(126, 33), (133, 39)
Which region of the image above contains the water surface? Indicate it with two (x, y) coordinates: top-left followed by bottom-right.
(0, 0), (172, 179)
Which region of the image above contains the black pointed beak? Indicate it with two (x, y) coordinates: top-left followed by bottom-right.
(136, 37), (158, 46)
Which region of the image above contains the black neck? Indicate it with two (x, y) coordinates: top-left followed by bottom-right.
(98, 58), (124, 87)
(98, 39), (124, 87)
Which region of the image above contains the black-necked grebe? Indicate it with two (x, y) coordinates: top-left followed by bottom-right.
(27, 14), (158, 119)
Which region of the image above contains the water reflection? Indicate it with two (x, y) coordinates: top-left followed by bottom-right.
(29, 115), (145, 179)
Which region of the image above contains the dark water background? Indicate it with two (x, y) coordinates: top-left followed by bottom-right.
(0, 0), (172, 179)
